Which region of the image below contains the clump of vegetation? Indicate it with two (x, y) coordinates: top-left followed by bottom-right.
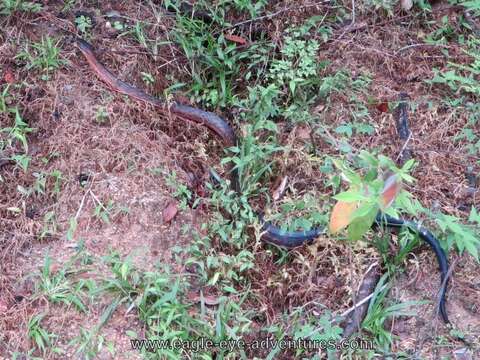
(0, 0), (42, 16)
(15, 36), (66, 80)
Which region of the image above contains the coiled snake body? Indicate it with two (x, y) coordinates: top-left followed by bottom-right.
(74, 38), (450, 324)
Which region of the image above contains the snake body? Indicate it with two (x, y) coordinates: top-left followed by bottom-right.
(74, 38), (450, 323)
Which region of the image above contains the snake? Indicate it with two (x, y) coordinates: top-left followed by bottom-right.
(74, 37), (450, 324)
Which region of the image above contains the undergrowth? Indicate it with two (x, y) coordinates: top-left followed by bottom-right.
(3, 1), (480, 359)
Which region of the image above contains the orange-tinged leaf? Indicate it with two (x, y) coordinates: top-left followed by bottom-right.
(224, 34), (247, 45)
(380, 174), (401, 210)
(4, 69), (14, 84)
(329, 200), (358, 234)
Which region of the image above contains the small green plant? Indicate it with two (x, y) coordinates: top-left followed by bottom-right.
(70, 300), (119, 359)
(172, 10), (268, 108)
(334, 121), (375, 138)
(0, 0), (42, 16)
(0, 84), (11, 113)
(454, 103), (480, 155)
(272, 197), (328, 233)
(364, 0), (397, 16)
(75, 15), (92, 35)
(329, 152), (416, 240)
(231, 0), (267, 17)
(430, 44), (480, 97)
(16, 37), (67, 80)
(434, 208), (480, 261)
(94, 107), (109, 124)
(362, 274), (427, 349)
(32, 255), (86, 311)
(61, 0), (76, 11)
(27, 313), (56, 355)
(41, 210), (58, 239)
(92, 199), (115, 224)
(165, 171), (193, 209)
(141, 72), (155, 86)
(269, 35), (321, 98)
(1, 107), (33, 172)
(223, 85), (285, 194)
(291, 311), (343, 358)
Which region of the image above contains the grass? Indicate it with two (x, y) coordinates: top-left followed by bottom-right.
(15, 36), (66, 80)
(1, 1), (480, 359)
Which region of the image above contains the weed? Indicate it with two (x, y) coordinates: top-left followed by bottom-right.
(269, 35), (320, 98)
(230, 0), (267, 17)
(27, 314), (56, 355)
(61, 0), (76, 12)
(75, 15), (92, 36)
(32, 254), (87, 312)
(0, 84), (11, 113)
(15, 37), (67, 80)
(41, 210), (58, 239)
(1, 106), (33, 172)
(92, 198), (127, 225)
(364, 0), (397, 17)
(0, 0), (41, 16)
(266, 192), (329, 233)
(431, 44), (480, 97)
(165, 170), (193, 209)
(362, 274), (427, 349)
(70, 300), (119, 359)
(141, 71), (155, 86)
(172, 10), (269, 108)
(94, 107), (109, 124)
(291, 311), (343, 357)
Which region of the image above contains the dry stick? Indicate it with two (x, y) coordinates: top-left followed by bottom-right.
(340, 284), (386, 319)
(394, 43), (453, 56)
(341, 263), (382, 339)
(395, 132), (412, 163)
(306, 263), (383, 339)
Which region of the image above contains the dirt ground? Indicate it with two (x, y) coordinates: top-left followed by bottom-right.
(0, 1), (479, 359)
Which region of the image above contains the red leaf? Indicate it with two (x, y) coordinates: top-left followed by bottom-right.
(380, 174), (401, 210)
(4, 69), (15, 84)
(224, 34), (247, 45)
(376, 101), (389, 113)
(162, 201), (178, 223)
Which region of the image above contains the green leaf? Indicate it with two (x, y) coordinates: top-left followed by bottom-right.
(347, 207), (377, 241)
(333, 190), (368, 202)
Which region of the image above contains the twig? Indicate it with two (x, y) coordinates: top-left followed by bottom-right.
(395, 132), (412, 163)
(340, 284), (387, 319)
(394, 43), (452, 56)
(306, 263), (382, 339)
